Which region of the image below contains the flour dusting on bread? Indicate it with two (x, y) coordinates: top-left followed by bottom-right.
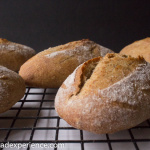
(99, 61), (150, 106)
(55, 53), (150, 134)
(45, 40), (113, 64)
(55, 64), (81, 105)
(0, 42), (35, 57)
(0, 66), (25, 113)
(19, 39), (113, 88)
(0, 38), (36, 72)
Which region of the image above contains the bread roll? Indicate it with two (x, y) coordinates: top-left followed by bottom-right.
(55, 53), (150, 134)
(120, 37), (150, 62)
(0, 38), (36, 71)
(19, 39), (114, 88)
(0, 66), (25, 113)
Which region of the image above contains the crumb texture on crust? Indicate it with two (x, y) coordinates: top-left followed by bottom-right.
(0, 66), (25, 113)
(55, 53), (150, 134)
(120, 37), (150, 63)
(19, 39), (113, 88)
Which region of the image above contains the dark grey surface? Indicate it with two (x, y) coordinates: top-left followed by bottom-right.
(0, 0), (150, 52)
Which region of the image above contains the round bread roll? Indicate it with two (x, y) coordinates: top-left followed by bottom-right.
(0, 66), (25, 113)
(19, 39), (114, 88)
(120, 37), (150, 63)
(0, 38), (36, 71)
(55, 53), (150, 134)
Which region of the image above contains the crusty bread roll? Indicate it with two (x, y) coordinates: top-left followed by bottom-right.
(55, 53), (150, 134)
(19, 39), (114, 88)
(120, 37), (150, 62)
(0, 38), (36, 71)
(0, 66), (25, 113)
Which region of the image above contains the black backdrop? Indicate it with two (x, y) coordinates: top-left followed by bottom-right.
(0, 0), (150, 52)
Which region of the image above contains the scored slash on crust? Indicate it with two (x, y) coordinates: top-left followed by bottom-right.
(55, 53), (150, 134)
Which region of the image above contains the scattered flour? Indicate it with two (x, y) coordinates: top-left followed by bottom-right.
(45, 42), (113, 64)
(0, 42), (35, 57)
(99, 62), (150, 106)
(55, 59), (150, 133)
(45, 50), (68, 58)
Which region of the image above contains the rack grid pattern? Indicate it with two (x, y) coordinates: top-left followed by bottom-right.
(0, 87), (150, 150)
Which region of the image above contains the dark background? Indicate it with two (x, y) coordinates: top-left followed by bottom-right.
(0, 0), (150, 52)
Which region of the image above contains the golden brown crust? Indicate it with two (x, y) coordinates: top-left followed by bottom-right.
(19, 39), (114, 88)
(120, 37), (150, 63)
(0, 38), (9, 43)
(55, 53), (150, 134)
(0, 38), (36, 71)
(79, 54), (145, 95)
(0, 66), (25, 113)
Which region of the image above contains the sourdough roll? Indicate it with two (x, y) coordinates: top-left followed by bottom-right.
(55, 53), (150, 134)
(120, 37), (150, 63)
(19, 39), (114, 88)
(0, 38), (36, 71)
(0, 66), (25, 113)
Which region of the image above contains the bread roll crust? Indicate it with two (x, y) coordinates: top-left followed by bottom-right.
(0, 38), (36, 71)
(120, 37), (150, 63)
(0, 66), (25, 113)
(55, 53), (150, 134)
(19, 39), (114, 88)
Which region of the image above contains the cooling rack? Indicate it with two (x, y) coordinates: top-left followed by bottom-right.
(0, 87), (150, 150)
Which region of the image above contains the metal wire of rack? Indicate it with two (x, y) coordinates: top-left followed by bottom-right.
(0, 87), (150, 150)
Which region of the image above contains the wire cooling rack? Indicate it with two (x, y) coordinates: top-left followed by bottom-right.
(0, 87), (150, 150)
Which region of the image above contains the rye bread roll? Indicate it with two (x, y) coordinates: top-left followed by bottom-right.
(0, 38), (36, 71)
(19, 39), (114, 88)
(55, 53), (150, 134)
(0, 66), (25, 113)
(120, 37), (150, 63)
